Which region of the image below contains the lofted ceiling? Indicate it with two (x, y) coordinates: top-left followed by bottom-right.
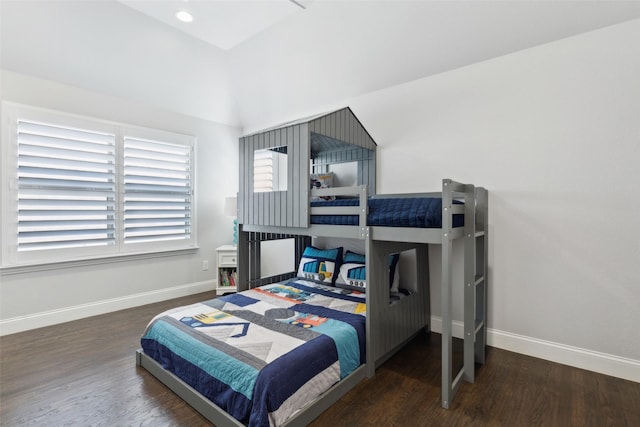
(4, 1), (640, 128)
(117, 0), (315, 50)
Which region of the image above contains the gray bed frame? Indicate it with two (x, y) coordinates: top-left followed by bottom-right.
(136, 108), (488, 425)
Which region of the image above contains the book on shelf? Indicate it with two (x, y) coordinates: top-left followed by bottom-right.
(219, 269), (237, 287)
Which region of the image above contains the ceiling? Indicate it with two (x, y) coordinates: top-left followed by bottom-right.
(118, 0), (315, 50)
(5, 1), (640, 128)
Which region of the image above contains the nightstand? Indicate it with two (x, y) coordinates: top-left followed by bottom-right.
(216, 245), (237, 295)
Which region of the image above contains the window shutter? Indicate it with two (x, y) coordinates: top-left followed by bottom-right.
(253, 149), (274, 192)
(123, 137), (192, 244)
(16, 120), (116, 252)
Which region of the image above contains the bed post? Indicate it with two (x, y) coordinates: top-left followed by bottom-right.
(463, 184), (476, 383)
(441, 179), (454, 409)
(237, 224), (249, 292)
(364, 230), (376, 378)
(475, 188), (489, 365)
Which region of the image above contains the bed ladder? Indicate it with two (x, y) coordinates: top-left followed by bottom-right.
(441, 180), (488, 409)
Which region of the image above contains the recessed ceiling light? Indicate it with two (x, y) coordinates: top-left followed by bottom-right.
(176, 10), (193, 23)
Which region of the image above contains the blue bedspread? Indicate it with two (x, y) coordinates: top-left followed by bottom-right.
(311, 197), (463, 228)
(141, 280), (366, 427)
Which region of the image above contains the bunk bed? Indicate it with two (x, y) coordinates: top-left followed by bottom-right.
(136, 107), (488, 426)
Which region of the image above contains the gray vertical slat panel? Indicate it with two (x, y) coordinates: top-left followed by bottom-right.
(246, 135), (255, 225)
(349, 109), (355, 148)
(238, 137), (244, 224)
(278, 132), (284, 227)
(247, 134), (253, 225)
(271, 129), (279, 226)
(291, 125), (298, 228)
(371, 151), (376, 195)
(337, 110), (343, 141)
(299, 125), (305, 228)
(354, 114), (362, 148)
(253, 232), (259, 283)
(297, 124), (309, 227)
(254, 134), (260, 226)
(262, 132), (269, 226)
(351, 109), (360, 149)
(241, 136), (247, 225)
(244, 136), (251, 224)
(321, 115), (328, 137)
(331, 110), (338, 142)
(245, 135), (251, 225)
(258, 131), (273, 225)
(286, 127), (294, 227)
(254, 133), (262, 225)
(291, 125), (299, 228)
(236, 138), (242, 224)
(261, 131), (269, 226)
(273, 130), (280, 226)
(341, 108), (349, 143)
(252, 134), (258, 223)
(237, 224), (249, 292)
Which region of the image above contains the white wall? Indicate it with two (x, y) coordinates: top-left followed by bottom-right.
(355, 19), (640, 365)
(0, 71), (239, 333)
(0, 0), (238, 126)
(0, 0), (241, 333)
(240, 19), (640, 380)
(231, 1), (640, 134)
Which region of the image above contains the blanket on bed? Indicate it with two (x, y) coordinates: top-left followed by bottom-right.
(141, 280), (366, 427)
(310, 197), (464, 228)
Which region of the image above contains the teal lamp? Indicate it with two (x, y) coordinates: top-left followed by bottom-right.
(224, 196), (238, 246)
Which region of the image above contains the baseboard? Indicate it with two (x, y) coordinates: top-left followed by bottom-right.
(0, 280), (214, 336)
(430, 316), (640, 383)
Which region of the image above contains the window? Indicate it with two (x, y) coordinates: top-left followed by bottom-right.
(253, 146), (287, 192)
(1, 103), (195, 267)
(122, 136), (192, 244)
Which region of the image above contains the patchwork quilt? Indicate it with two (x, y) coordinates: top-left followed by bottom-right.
(141, 280), (366, 427)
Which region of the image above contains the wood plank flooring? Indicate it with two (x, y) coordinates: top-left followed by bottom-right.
(1, 292), (639, 426)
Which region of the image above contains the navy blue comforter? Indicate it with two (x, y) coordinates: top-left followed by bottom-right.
(311, 197), (463, 228)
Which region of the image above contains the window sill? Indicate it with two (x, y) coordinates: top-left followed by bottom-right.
(0, 247), (199, 276)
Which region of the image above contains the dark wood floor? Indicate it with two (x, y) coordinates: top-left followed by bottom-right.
(2, 292), (639, 426)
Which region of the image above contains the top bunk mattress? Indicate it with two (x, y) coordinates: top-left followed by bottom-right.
(310, 197), (463, 228)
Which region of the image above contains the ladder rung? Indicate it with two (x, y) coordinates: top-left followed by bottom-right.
(474, 275), (484, 286)
(475, 320), (484, 335)
(475, 231), (485, 237)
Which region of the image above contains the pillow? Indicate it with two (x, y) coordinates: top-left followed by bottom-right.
(310, 172), (335, 200)
(297, 246), (343, 285)
(335, 250), (367, 291)
(335, 250), (401, 292)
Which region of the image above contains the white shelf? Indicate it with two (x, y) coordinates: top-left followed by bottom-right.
(216, 245), (237, 295)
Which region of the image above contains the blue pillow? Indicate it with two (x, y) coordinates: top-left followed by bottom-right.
(296, 246), (343, 285)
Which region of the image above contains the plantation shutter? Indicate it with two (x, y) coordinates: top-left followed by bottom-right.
(16, 120), (117, 252)
(123, 137), (192, 244)
(253, 149), (274, 192)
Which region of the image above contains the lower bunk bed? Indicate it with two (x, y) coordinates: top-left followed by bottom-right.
(136, 179), (488, 425)
(138, 279), (368, 427)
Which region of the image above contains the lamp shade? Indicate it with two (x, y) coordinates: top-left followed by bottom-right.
(224, 196), (237, 217)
